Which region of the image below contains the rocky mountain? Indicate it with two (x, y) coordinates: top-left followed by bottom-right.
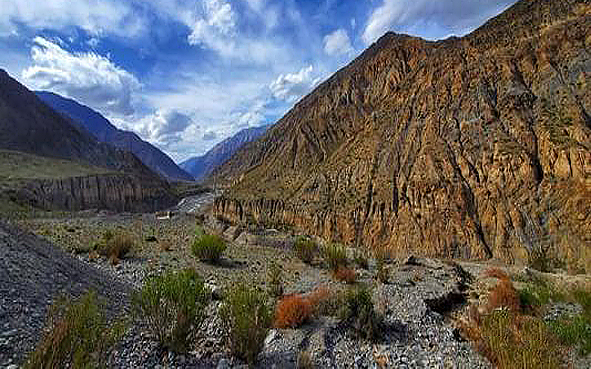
(0, 69), (177, 211)
(36, 91), (194, 182)
(180, 124), (269, 181)
(213, 0), (591, 272)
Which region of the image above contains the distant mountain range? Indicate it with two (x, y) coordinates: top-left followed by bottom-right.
(36, 91), (194, 182)
(180, 124), (269, 181)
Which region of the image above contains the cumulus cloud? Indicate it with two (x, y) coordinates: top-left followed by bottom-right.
(0, 0), (142, 38)
(269, 65), (320, 102)
(132, 109), (195, 147)
(22, 37), (140, 116)
(323, 29), (353, 56)
(188, 0), (236, 49)
(362, 0), (515, 44)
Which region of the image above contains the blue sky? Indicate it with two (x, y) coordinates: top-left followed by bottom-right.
(0, 0), (515, 162)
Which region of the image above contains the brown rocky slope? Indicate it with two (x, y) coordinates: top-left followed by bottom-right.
(213, 0), (591, 272)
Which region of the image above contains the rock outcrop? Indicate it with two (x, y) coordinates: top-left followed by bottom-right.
(5, 173), (176, 213)
(213, 0), (591, 271)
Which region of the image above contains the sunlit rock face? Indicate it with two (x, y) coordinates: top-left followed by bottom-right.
(214, 0), (591, 272)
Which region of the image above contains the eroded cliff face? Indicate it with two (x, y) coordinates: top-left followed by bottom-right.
(214, 0), (591, 271)
(10, 174), (177, 213)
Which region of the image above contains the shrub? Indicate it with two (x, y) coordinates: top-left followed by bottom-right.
(340, 285), (382, 341)
(485, 270), (520, 313)
(375, 254), (388, 283)
(353, 251), (369, 269)
(267, 262), (284, 298)
(294, 236), (317, 264)
(192, 234), (226, 263)
(96, 231), (134, 263)
(275, 294), (313, 329)
(322, 243), (348, 272)
(308, 286), (343, 317)
(220, 282), (273, 364)
(479, 310), (561, 369)
(25, 291), (124, 369)
(333, 267), (356, 284)
(132, 269), (209, 352)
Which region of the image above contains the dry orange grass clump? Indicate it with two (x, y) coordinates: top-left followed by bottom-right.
(484, 268), (520, 312)
(274, 294), (313, 329)
(333, 267), (356, 284)
(274, 287), (337, 328)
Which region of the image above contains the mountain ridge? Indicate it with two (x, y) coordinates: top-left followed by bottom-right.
(181, 124), (269, 181)
(36, 91), (194, 182)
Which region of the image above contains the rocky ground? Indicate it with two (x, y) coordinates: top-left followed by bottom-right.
(2, 194), (590, 368)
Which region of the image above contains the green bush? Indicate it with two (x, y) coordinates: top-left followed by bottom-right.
(322, 243), (348, 272)
(293, 236), (317, 264)
(266, 262), (284, 298)
(132, 269), (210, 352)
(340, 285), (382, 341)
(220, 282), (273, 364)
(192, 234), (226, 263)
(25, 291), (125, 369)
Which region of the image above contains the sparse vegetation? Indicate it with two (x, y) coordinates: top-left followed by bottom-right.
(340, 285), (382, 341)
(220, 282), (273, 364)
(266, 262), (284, 298)
(375, 253), (388, 283)
(132, 269), (209, 352)
(478, 310), (561, 369)
(25, 291), (125, 369)
(322, 243), (348, 272)
(192, 233), (226, 263)
(294, 236), (317, 264)
(308, 286), (343, 317)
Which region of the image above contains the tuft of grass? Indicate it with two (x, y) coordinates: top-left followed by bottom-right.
(333, 266), (357, 284)
(25, 291), (125, 369)
(308, 286), (344, 317)
(192, 234), (226, 263)
(266, 262), (284, 298)
(293, 236), (317, 264)
(274, 294), (313, 329)
(220, 282), (273, 364)
(132, 269), (209, 352)
(96, 231), (134, 264)
(375, 254), (388, 284)
(479, 310), (561, 369)
(340, 284), (382, 341)
(322, 243), (348, 272)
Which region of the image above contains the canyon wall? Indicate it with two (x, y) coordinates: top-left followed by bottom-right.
(213, 0), (591, 272)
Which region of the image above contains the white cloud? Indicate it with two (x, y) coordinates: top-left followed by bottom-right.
(362, 0), (515, 44)
(131, 109), (195, 147)
(269, 65), (319, 102)
(0, 0), (142, 38)
(188, 0), (236, 49)
(203, 131), (218, 141)
(22, 37), (140, 116)
(323, 29), (353, 56)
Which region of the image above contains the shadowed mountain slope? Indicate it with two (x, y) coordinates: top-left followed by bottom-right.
(36, 91), (194, 182)
(213, 0), (591, 271)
